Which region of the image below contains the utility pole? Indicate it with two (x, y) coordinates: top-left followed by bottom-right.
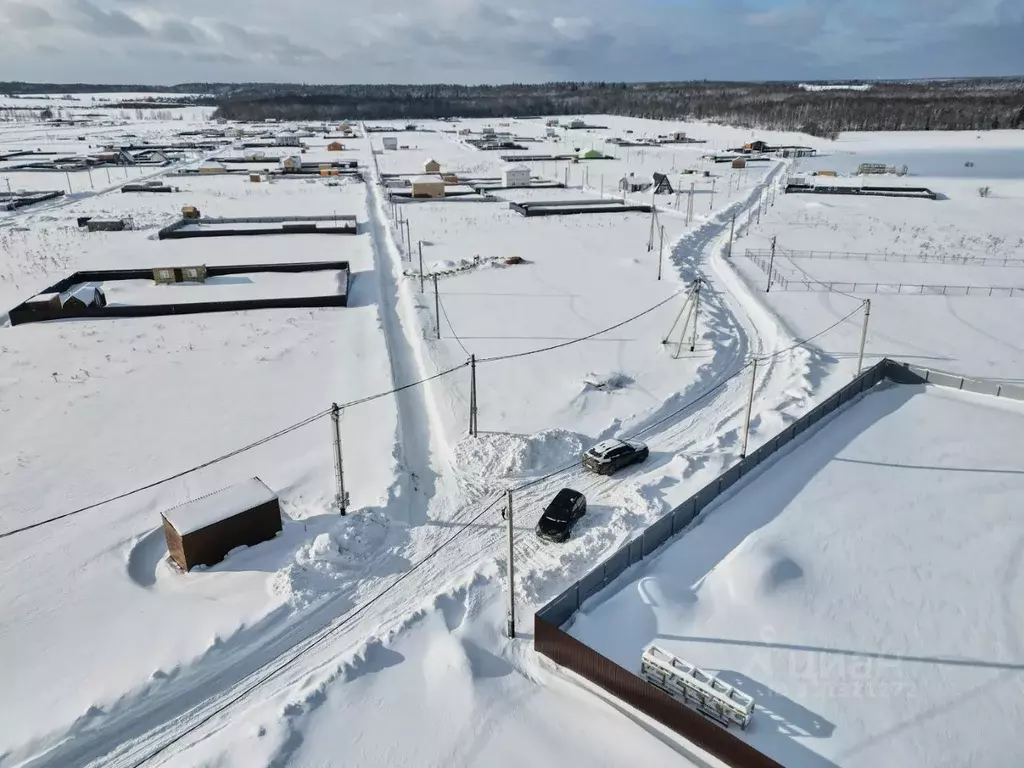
(740, 360), (757, 459)
(690, 282), (701, 352)
(86, 166), (94, 190)
(648, 203), (658, 252)
(433, 274), (441, 339)
(404, 219), (411, 255)
(658, 225), (665, 281)
(709, 178), (716, 211)
(856, 300), (872, 375)
(505, 488), (516, 639)
(766, 236), (777, 293)
(469, 354), (478, 436)
(727, 214), (736, 258)
(331, 403), (349, 515)
(64, 170), (72, 194)
(687, 182), (695, 225)
(419, 241), (425, 293)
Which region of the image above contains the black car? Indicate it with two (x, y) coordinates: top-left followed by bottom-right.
(536, 488), (587, 543)
(582, 438), (650, 475)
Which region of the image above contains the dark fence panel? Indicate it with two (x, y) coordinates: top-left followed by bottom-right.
(536, 617), (785, 768)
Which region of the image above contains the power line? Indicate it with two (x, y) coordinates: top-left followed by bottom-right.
(127, 493), (505, 768)
(510, 303), (866, 493)
(0, 362), (470, 541)
(477, 290), (683, 364)
(437, 292), (471, 358)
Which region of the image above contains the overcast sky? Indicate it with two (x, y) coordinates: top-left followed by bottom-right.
(1, 0), (1022, 84)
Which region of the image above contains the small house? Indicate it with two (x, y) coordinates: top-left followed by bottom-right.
(502, 164), (530, 188)
(327, 141), (345, 152)
(671, 131), (687, 142)
(569, 119), (586, 129)
(182, 205), (201, 219)
(244, 150), (267, 161)
(410, 176), (446, 198)
(160, 478), (282, 572)
(652, 172), (674, 194)
(423, 158), (441, 174)
(198, 159), (227, 175)
(382, 136), (398, 151)
(732, 158), (747, 169)
(274, 130), (300, 146)
(619, 173), (652, 193)
(59, 284), (106, 310)
(743, 140), (769, 153)
(249, 172), (262, 182)
(280, 155), (302, 171)
(337, 122), (352, 133)
(545, 118), (559, 127)
(546, 127), (558, 138)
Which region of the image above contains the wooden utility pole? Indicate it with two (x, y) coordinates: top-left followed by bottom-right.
(469, 354), (478, 436)
(856, 300), (872, 375)
(727, 214), (736, 258)
(505, 489), (516, 638)
(690, 282), (701, 352)
(433, 274), (440, 339)
(766, 236), (777, 293)
(419, 241), (425, 293)
(331, 403), (349, 515)
(740, 361), (757, 459)
(658, 225), (665, 281)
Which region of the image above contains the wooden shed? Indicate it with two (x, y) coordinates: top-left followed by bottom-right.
(161, 478), (282, 572)
(411, 176), (446, 198)
(423, 158), (441, 174)
(198, 160), (227, 175)
(327, 141), (345, 152)
(732, 158), (747, 169)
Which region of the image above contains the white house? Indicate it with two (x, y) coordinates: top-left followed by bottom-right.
(382, 136), (398, 151)
(423, 158), (441, 174)
(274, 130), (300, 146)
(279, 155), (302, 171)
(502, 164), (530, 188)
(569, 118), (586, 129)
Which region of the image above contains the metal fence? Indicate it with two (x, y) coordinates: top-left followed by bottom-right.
(535, 358), (1024, 766)
(744, 248), (1024, 268)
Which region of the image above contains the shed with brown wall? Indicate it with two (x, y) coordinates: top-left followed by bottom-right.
(161, 477), (282, 571)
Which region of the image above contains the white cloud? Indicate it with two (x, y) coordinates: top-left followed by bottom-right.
(0, 0), (1021, 83)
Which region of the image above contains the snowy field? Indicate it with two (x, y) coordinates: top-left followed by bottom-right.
(98, 270), (347, 306)
(2, 105), (1024, 767)
(570, 383), (1024, 767)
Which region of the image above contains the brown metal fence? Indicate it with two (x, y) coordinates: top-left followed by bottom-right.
(536, 617), (785, 768)
(533, 358), (1024, 767)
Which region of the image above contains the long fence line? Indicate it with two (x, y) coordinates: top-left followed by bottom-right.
(744, 247), (1024, 268)
(534, 358), (1024, 768)
(745, 254), (1024, 297)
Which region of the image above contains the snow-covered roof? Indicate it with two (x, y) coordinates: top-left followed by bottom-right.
(162, 477), (277, 536)
(424, 158), (440, 165)
(412, 175), (444, 184)
(503, 164), (529, 172)
(200, 159), (225, 168)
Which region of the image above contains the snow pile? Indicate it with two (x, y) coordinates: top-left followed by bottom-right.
(453, 428), (585, 479)
(271, 511), (389, 608)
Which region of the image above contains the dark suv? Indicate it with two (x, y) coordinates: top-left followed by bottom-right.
(582, 439), (650, 475)
(536, 488), (587, 543)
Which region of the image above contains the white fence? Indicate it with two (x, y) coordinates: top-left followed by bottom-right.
(744, 248), (1024, 268)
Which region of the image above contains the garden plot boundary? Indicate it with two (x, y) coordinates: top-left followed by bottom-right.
(157, 215), (358, 240)
(535, 358), (1024, 768)
(8, 261), (351, 326)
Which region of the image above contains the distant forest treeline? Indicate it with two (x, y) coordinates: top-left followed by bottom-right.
(210, 81), (1024, 136)
(3, 79), (1023, 135)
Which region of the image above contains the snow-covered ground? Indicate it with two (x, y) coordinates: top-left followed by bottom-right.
(2, 107), (1024, 767)
(570, 383), (1024, 767)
